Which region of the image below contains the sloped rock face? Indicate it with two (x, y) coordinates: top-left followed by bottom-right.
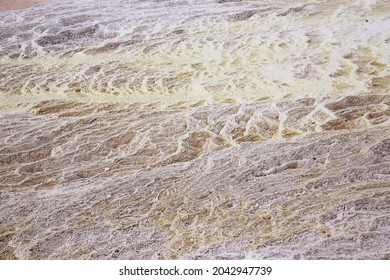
(0, 0), (389, 259)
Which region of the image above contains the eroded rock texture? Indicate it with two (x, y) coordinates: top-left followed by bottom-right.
(0, 0), (389, 259)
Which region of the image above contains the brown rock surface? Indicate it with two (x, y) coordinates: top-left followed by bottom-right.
(0, 0), (60, 11)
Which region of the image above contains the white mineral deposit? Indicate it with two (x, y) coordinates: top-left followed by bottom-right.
(0, 0), (389, 259)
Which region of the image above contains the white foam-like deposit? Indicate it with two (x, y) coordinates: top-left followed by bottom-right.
(0, 0), (389, 107)
(0, 0), (389, 260)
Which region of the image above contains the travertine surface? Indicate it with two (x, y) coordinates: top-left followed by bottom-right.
(0, 0), (389, 259)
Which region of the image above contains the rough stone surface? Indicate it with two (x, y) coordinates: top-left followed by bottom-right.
(0, 0), (389, 259)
